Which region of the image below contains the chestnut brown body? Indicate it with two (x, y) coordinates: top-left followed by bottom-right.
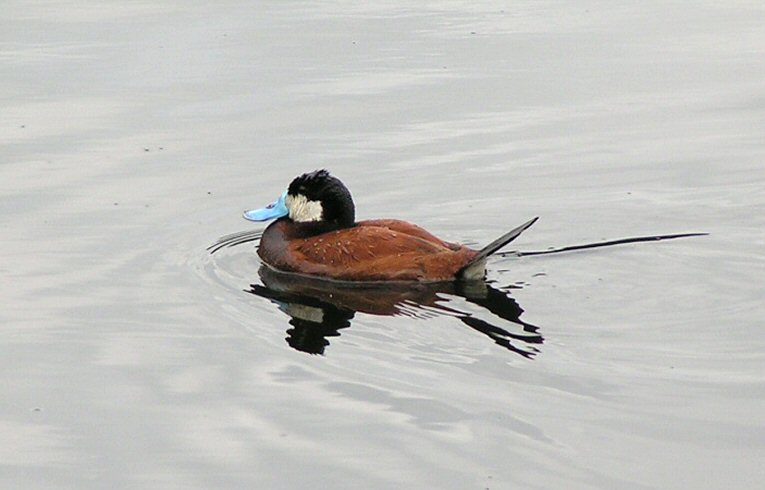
(258, 218), (480, 282)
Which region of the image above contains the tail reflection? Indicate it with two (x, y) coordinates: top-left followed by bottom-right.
(246, 266), (543, 358)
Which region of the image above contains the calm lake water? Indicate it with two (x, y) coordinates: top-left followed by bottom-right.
(2, 2), (764, 489)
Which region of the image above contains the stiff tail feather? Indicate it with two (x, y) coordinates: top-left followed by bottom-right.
(457, 217), (539, 280)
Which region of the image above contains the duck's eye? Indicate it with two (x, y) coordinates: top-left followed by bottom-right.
(266, 203), (275, 209)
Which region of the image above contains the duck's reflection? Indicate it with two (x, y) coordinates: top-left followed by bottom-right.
(246, 266), (543, 358)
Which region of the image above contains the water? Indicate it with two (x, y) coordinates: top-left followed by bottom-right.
(2, 2), (764, 489)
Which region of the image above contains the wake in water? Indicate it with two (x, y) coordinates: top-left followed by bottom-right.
(497, 232), (708, 258)
(207, 229), (263, 254)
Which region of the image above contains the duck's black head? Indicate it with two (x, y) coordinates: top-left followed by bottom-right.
(243, 170), (355, 230)
(285, 170), (355, 227)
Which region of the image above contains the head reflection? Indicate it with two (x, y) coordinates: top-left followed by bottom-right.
(247, 265), (543, 358)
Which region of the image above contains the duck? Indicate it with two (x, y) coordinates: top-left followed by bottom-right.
(243, 169), (537, 282)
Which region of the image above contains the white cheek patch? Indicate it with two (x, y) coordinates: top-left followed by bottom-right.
(285, 194), (323, 222)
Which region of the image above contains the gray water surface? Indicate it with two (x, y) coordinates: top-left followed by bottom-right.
(2, 2), (764, 489)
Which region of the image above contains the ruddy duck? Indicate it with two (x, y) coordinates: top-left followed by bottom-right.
(244, 170), (537, 282)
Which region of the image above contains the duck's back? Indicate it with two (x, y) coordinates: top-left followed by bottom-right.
(258, 219), (478, 282)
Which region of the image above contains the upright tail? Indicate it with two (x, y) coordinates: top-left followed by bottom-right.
(457, 217), (539, 280)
